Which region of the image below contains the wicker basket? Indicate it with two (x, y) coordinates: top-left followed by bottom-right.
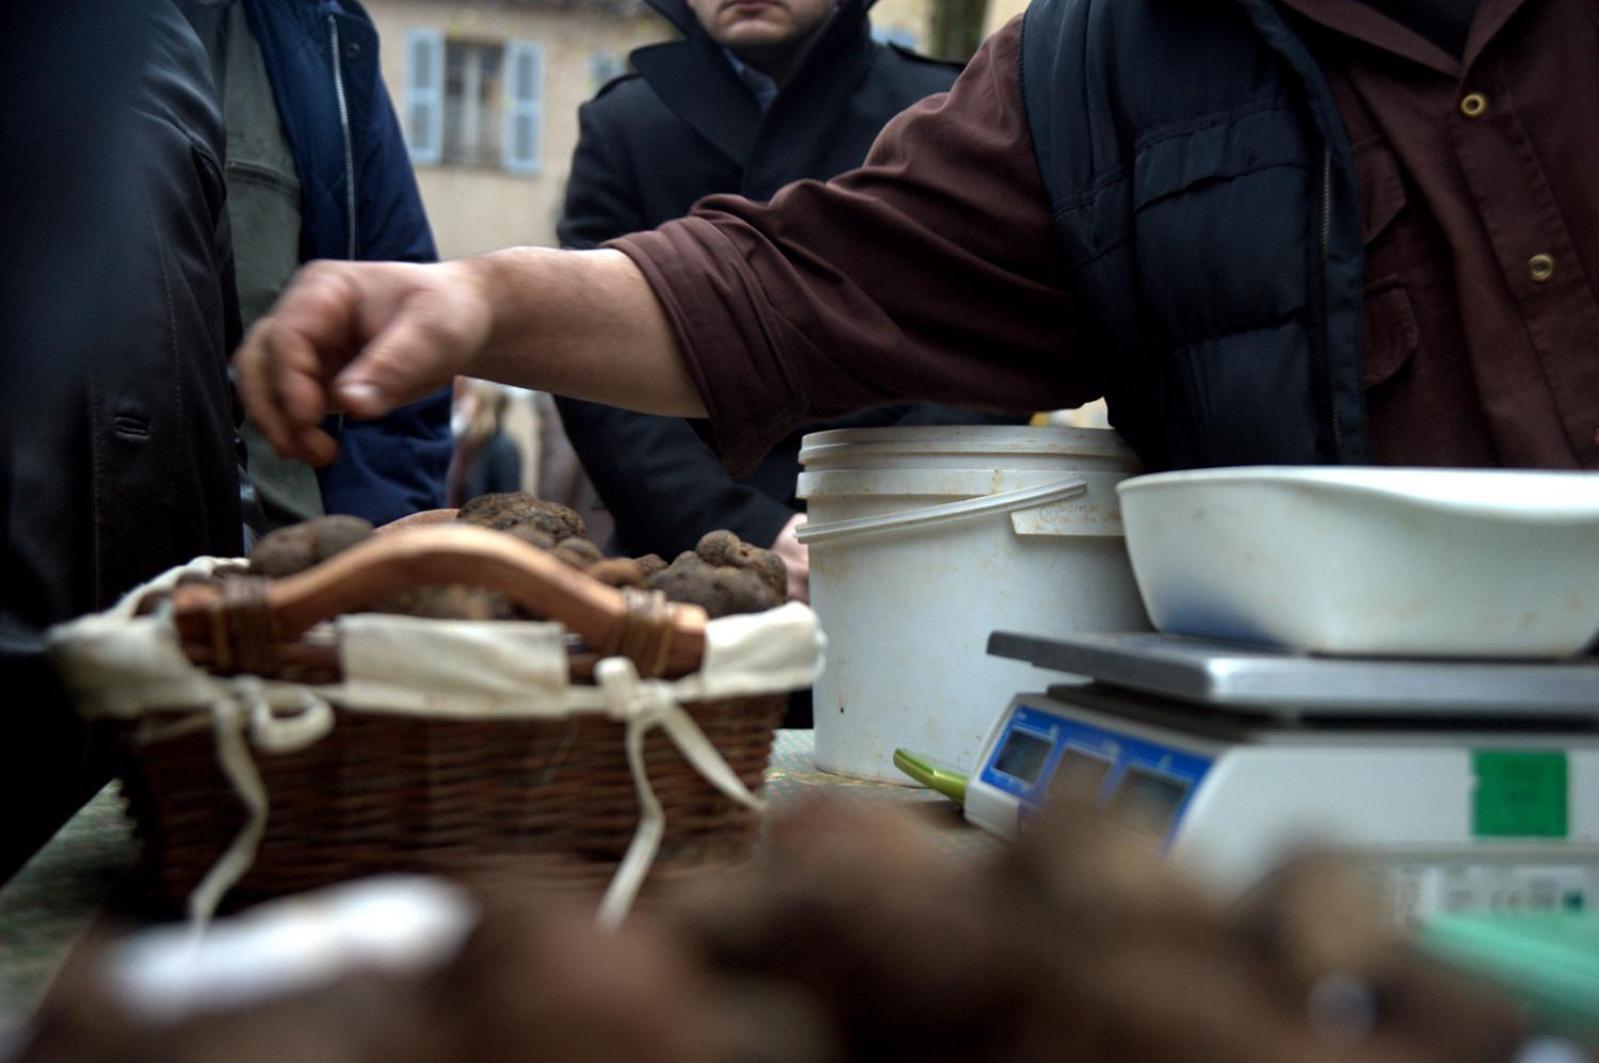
(50, 525), (821, 922)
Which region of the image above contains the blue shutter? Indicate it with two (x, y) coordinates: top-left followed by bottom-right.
(405, 28), (444, 165)
(502, 40), (543, 176)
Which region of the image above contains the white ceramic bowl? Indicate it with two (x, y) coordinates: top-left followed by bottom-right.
(1116, 467), (1599, 658)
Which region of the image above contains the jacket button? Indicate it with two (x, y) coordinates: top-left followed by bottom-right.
(345, 42), (361, 60)
(1528, 254), (1555, 282)
(1459, 92), (1488, 117)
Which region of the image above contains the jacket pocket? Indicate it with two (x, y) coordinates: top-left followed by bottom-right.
(1353, 134), (1407, 244)
(226, 159), (303, 326)
(1362, 279), (1419, 387)
(1352, 137), (1420, 388)
(1131, 104), (1309, 212)
(227, 158), (300, 195)
(1125, 105), (1310, 348)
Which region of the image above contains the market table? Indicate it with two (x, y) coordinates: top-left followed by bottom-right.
(0, 730), (995, 1039)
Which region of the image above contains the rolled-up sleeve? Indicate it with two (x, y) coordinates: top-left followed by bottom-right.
(611, 19), (1095, 473)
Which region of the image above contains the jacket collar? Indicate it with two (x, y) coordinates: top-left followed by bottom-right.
(1233, 1), (1352, 161)
(630, 0), (878, 169)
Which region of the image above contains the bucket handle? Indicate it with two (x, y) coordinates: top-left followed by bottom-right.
(795, 477), (1088, 547)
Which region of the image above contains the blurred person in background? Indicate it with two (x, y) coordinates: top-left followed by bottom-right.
(1, 0), (243, 878)
(533, 390), (613, 547)
(448, 380), (524, 506)
(553, 0), (1021, 620)
(183, 0), (451, 531)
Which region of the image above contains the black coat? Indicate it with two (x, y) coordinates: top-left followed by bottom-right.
(555, 0), (1014, 559)
(0, 1), (241, 875)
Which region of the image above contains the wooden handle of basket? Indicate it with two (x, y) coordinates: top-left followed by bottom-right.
(171, 524), (707, 678)
(373, 507), (460, 534)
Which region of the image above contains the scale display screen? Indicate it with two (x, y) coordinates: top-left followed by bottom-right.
(972, 703), (1214, 846)
(1106, 765), (1192, 841)
(992, 729), (1052, 784)
(1048, 748), (1114, 801)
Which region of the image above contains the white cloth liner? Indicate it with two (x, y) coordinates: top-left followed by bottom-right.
(107, 875), (479, 1023)
(48, 559), (825, 931)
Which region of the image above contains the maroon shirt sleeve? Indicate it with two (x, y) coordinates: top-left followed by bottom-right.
(612, 19), (1094, 473)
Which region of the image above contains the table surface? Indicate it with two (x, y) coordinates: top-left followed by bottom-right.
(0, 730), (994, 1037)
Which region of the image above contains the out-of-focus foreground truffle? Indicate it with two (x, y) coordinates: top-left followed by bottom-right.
(20, 799), (1547, 1063)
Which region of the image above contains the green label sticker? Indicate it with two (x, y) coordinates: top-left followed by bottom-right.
(1473, 751), (1568, 839)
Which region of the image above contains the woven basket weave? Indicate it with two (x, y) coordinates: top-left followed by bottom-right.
(119, 696), (784, 908)
(52, 524), (815, 916)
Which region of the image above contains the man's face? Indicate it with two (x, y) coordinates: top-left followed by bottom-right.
(687, 0), (835, 63)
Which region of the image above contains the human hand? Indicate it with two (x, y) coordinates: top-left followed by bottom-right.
(233, 259), (493, 465)
(771, 512), (810, 602)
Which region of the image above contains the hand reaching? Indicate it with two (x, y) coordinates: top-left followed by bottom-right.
(770, 512), (811, 603)
(233, 259), (493, 465)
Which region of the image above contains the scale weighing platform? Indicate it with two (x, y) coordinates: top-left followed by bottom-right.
(902, 631), (1599, 926)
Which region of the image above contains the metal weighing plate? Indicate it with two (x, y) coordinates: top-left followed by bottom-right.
(988, 631), (1599, 719)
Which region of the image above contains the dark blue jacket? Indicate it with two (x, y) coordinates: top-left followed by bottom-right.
(1020, 0), (1371, 470)
(245, 0), (450, 523)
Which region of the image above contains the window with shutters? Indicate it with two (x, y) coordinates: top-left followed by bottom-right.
(442, 40), (504, 168)
(403, 33), (543, 176)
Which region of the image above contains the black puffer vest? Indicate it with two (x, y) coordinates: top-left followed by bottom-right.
(1020, 0), (1372, 469)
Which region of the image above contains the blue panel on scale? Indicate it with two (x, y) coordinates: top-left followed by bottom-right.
(981, 703), (1214, 847)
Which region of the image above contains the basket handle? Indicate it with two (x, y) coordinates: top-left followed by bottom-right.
(170, 524), (707, 679)
(372, 507), (461, 534)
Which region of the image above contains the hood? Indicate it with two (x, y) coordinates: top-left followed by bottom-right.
(643, 0), (876, 44)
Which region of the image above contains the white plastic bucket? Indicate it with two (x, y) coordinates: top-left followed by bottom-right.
(796, 426), (1151, 782)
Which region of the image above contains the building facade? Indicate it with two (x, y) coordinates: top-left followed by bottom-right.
(366, 0), (937, 258)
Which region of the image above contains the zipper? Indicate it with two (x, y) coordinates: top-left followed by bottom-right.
(328, 14), (357, 260)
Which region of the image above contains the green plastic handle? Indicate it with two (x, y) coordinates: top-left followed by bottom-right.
(1420, 912), (1599, 1041)
(894, 748), (970, 807)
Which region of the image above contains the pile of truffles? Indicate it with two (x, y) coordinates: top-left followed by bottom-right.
(648, 530), (786, 619)
(242, 492), (786, 620)
(22, 799), (1552, 1063)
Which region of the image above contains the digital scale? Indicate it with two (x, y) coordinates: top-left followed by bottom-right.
(896, 631), (1599, 926)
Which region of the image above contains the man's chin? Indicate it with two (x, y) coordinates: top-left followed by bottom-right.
(719, 22), (793, 50)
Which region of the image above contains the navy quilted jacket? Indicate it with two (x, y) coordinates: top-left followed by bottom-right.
(245, 0), (451, 523)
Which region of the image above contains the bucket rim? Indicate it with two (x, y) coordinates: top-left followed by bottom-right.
(798, 425), (1137, 465)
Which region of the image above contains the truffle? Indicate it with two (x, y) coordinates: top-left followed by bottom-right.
(457, 492), (586, 542)
(585, 558), (648, 589)
(503, 524), (557, 552)
(22, 798), (1536, 1063)
(248, 515), (374, 578)
(646, 552), (781, 618)
(694, 530), (786, 601)
(372, 585), (519, 621)
(552, 537), (604, 571)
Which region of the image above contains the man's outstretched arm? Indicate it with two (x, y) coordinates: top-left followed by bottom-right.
(239, 20), (1084, 473)
(234, 246), (703, 467)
